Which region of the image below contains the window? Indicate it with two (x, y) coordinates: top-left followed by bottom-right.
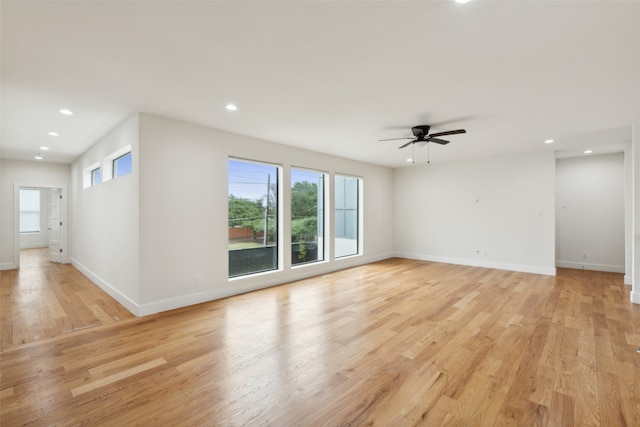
(335, 175), (360, 258)
(291, 168), (324, 266)
(91, 167), (101, 186)
(19, 189), (41, 233)
(228, 159), (279, 277)
(113, 152), (132, 178)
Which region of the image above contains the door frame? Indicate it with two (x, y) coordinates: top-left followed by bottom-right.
(13, 183), (69, 268)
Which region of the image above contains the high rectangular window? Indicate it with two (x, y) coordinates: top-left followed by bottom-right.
(335, 175), (360, 258)
(19, 189), (41, 233)
(228, 159), (279, 277)
(291, 168), (324, 265)
(91, 167), (101, 186)
(113, 152), (132, 178)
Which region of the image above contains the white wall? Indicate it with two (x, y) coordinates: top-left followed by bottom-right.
(556, 153), (625, 273)
(70, 115), (140, 313)
(393, 151), (556, 275)
(0, 159), (70, 269)
(67, 113), (394, 315)
(136, 113), (395, 315)
(19, 188), (50, 249)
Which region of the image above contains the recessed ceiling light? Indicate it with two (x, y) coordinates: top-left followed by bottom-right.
(40, 146), (50, 151)
(59, 108), (74, 115)
(455, 0), (471, 3)
(34, 155), (44, 160)
(544, 139), (554, 144)
(48, 131), (59, 136)
(406, 158), (413, 163)
(584, 150), (593, 154)
(225, 103), (238, 111)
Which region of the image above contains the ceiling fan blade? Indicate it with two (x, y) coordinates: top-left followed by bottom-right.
(398, 140), (417, 149)
(428, 138), (450, 145)
(379, 137), (414, 141)
(428, 129), (466, 138)
(429, 115), (476, 128)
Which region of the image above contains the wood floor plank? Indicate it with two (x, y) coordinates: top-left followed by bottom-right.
(71, 357), (167, 397)
(548, 391), (575, 427)
(2, 250), (640, 425)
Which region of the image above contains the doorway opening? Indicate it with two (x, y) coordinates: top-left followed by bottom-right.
(555, 153), (625, 274)
(14, 184), (68, 269)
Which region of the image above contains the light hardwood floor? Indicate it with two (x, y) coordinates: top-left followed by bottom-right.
(2, 249), (640, 426)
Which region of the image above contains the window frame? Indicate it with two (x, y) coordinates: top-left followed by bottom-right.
(334, 174), (362, 259)
(19, 188), (42, 234)
(112, 151), (132, 178)
(91, 167), (101, 186)
(290, 167), (327, 267)
(228, 158), (282, 279)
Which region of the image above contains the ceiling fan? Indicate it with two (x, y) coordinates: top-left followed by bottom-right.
(380, 125), (466, 149)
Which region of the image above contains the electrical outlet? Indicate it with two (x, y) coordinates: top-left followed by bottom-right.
(195, 275), (203, 286)
(582, 252), (587, 259)
(476, 249), (481, 255)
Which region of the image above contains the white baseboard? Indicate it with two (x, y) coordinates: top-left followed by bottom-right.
(138, 252), (395, 316)
(0, 262), (18, 271)
(138, 287), (249, 317)
(624, 274), (631, 285)
(394, 252), (556, 276)
(70, 257), (140, 316)
(20, 244), (48, 249)
(61, 252), (639, 314)
(555, 260), (625, 274)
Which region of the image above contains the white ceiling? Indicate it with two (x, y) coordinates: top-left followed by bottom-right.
(1, 0), (639, 168)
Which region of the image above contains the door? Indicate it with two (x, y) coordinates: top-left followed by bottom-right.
(49, 189), (61, 263)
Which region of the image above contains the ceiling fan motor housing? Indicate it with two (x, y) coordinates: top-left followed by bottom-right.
(412, 125), (430, 139)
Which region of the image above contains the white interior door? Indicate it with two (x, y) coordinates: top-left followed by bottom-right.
(49, 189), (61, 263)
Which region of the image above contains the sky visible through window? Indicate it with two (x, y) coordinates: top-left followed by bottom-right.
(228, 160), (278, 203)
(114, 152), (132, 177)
(228, 161), (320, 201)
(291, 169), (318, 187)
(92, 168), (101, 186)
